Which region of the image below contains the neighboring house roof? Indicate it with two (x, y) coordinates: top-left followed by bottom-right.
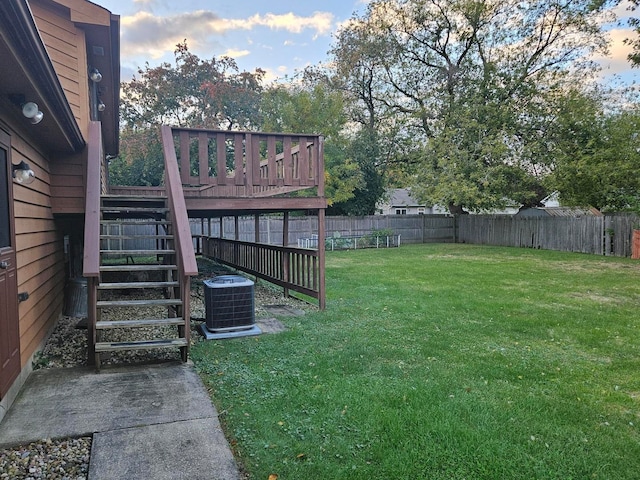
(387, 188), (424, 207)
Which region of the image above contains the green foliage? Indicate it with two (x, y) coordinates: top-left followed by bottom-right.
(330, 0), (614, 213)
(328, 127), (386, 215)
(192, 244), (640, 479)
(114, 42), (264, 186)
(261, 78), (376, 209)
(550, 90), (640, 212)
(109, 128), (164, 186)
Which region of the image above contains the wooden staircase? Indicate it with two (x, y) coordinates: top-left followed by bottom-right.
(94, 195), (190, 368)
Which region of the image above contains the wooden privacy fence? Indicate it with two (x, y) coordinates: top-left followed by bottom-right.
(190, 214), (455, 246)
(457, 213), (640, 257)
(201, 237), (323, 305)
(120, 214), (638, 258)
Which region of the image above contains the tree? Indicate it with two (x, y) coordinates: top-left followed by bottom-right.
(260, 78), (364, 208)
(112, 42), (264, 186)
(550, 89), (640, 212)
(626, 0), (640, 66)
(331, 0), (615, 213)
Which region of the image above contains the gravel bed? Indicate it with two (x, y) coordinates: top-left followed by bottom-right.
(0, 438), (91, 480)
(1, 261), (312, 479)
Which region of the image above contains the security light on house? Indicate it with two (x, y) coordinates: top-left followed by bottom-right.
(12, 160), (35, 185)
(21, 101), (44, 124)
(89, 67), (102, 82)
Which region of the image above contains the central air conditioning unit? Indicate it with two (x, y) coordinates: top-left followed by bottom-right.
(200, 275), (261, 340)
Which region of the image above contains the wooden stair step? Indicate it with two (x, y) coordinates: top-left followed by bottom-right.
(101, 206), (168, 212)
(98, 281), (179, 289)
(97, 298), (182, 308)
(101, 220), (170, 225)
(100, 249), (175, 255)
(100, 234), (173, 240)
(96, 318), (185, 329)
(102, 194), (166, 199)
(100, 264), (177, 272)
(95, 338), (188, 352)
(102, 194), (167, 200)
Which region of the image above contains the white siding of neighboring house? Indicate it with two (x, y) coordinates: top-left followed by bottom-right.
(377, 189), (448, 215)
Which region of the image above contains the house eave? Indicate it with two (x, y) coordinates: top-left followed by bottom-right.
(0, 0), (85, 153)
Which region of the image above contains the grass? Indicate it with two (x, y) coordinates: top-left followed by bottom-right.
(191, 244), (640, 479)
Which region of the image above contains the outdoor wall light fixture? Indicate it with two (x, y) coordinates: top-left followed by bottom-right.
(97, 99), (106, 112)
(12, 160), (36, 185)
(21, 101), (44, 124)
(89, 67), (102, 83)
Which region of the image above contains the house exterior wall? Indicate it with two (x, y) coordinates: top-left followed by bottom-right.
(32, 0), (91, 214)
(0, 0), (118, 416)
(31, 0), (90, 140)
(1, 120), (66, 369)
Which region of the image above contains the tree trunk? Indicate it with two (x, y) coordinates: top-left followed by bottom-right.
(448, 203), (468, 215)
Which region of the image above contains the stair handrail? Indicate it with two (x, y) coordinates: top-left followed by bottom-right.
(161, 125), (198, 277)
(83, 122), (102, 279)
(83, 121), (103, 365)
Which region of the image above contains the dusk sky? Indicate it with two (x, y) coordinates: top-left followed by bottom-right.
(94, 0), (638, 86)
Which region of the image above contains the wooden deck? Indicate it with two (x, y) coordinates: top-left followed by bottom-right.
(109, 126), (327, 216)
(104, 125), (327, 309)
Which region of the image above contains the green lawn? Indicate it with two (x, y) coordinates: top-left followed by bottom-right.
(191, 244), (640, 479)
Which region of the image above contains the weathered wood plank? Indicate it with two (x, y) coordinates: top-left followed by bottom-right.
(96, 298), (182, 308)
(97, 281), (179, 289)
(234, 134), (244, 186)
(95, 318), (185, 329)
(267, 135), (277, 185)
(95, 338), (188, 352)
(199, 131), (209, 185)
(298, 137), (309, 186)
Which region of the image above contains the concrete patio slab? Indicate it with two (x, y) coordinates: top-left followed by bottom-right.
(89, 418), (239, 480)
(0, 362), (240, 479)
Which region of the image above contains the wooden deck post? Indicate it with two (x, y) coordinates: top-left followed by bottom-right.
(318, 208), (326, 310)
(283, 212), (290, 298)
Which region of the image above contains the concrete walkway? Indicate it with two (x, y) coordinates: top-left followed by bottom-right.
(0, 362), (240, 480)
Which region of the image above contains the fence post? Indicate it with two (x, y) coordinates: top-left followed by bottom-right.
(453, 214), (458, 243)
(603, 216), (611, 256)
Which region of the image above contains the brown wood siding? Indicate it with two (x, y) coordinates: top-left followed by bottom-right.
(31, 2), (90, 139)
(50, 151), (86, 214)
(8, 129), (66, 367)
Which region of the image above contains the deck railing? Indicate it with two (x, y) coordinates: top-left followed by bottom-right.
(202, 237), (321, 303)
(160, 126), (324, 197)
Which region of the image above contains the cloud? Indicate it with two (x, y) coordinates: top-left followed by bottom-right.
(119, 9), (335, 62)
(248, 11), (334, 38)
(221, 49), (250, 59)
(593, 27), (634, 76)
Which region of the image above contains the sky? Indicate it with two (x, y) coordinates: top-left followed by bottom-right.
(95, 0), (639, 86)
(95, 0), (369, 83)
